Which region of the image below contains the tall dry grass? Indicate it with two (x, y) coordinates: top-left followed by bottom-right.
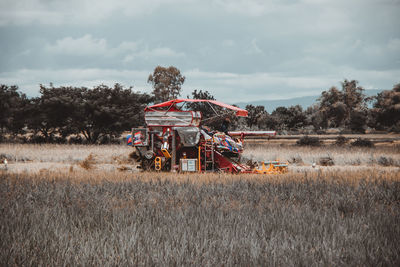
(1, 144), (399, 173)
(243, 144), (400, 167)
(0, 143), (131, 164)
(0, 170), (399, 266)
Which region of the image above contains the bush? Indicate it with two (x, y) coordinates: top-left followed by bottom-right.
(377, 156), (394, 167)
(28, 134), (47, 144)
(68, 135), (84, 144)
(334, 135), (348, 146)
(351, 138), (374, 147)
(318, 156), (334, 166)
(289, 156), (303, 165)
(53, 136), (67, 144)
(98, 135), (122, 145)
(296, 136), (321, 146)
(0, 153), (15, 162)
(79, 153), (96, 170)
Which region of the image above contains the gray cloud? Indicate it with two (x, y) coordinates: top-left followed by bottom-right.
(2, 67), (398, 104)
(0, 0), (399, 102)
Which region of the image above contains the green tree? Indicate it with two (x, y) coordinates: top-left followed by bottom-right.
(29, 84), (153, 143)
(186, 89), (231, 129)
(371, 83), (400, 131)
(26, 84), (84, 142)
(271, 105), (306, 131)
(187, 89), (216, 119)
(245, 104), (268, 129)
(148, 66), (185, 103)
(349, 110), (367, 133)
(306, 105), (327, 130)
(0, 85), (29, 136)
(73, 84), (153, 143)
(317, 79), (366, 130)
(318, 87), (346, 127)
(341, 79), (366, 116)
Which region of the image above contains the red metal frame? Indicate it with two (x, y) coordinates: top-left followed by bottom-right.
(145, 99), (248, 117)
(130, 99), (284, 174)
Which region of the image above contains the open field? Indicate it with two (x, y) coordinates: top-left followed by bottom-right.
(0, 170), (399, 265)
(0, 143), (399, 265)
(245, 133), (400, 146)
(1, 142), (399, 173)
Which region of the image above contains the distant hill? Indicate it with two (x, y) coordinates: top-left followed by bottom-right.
(234, 89), (382, 112)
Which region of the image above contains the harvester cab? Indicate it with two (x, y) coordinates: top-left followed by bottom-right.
(127, 99), (288, 174)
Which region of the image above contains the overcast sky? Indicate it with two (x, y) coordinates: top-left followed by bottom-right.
(0, 0), (399, 103)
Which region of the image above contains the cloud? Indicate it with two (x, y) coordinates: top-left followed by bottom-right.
(0, 68), (150, 97)
(185, 69), (334, 90)
(1, 67), (399, 102)
(0, 0), (399, 104)
(0, 0), (112, 25)
(214, 0), (273, 17)
(45, 35), (108, 55)
(122, 46), (185, 62)
(0, 0), (195, 25)
(222, 40), (235, 47)
(388, 38), (400, 52)
(45, 35), (184, 61)
(246, 39), (263, 55)
(183, 68), (400, 101)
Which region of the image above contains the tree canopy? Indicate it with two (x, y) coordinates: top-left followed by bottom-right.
(371, 83), (400, 131)
(317, 79), (366, 131)
(1, 77), (399, 144)
(0, 85), (28, 135)
(19, 83), (152, 143)
(148, 66), (185, 103)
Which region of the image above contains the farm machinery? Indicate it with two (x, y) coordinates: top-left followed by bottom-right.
(127, 99), (288, 174)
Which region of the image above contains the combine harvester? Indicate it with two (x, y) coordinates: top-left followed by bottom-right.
(127, 99), (288, 174)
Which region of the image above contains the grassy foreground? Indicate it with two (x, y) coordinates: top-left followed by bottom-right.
(0, 170), (399, 266)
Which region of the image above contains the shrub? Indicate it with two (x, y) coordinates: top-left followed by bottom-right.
(68, 135), (84, 144)
(318, 156), (334, 166)
(296, 136), (321, 146)
(0, 153), (14, 162)
(377, 156), (394, 167)
(334, 135), (348, 146)
(79, 153), (96, 170)
(28, 135), (47, 144)
(351, 138), (374, 147)
(289, 156), (303, 165)
(53, 136), (67, 144)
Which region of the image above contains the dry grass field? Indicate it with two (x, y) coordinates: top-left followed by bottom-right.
(0, 143), (399, 265)
(1, 142), (399, 173)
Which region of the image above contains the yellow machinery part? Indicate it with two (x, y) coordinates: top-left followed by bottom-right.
(253, 161), (288, 174)
(155, 156), (162, 171)
(161, 149), (171, 159)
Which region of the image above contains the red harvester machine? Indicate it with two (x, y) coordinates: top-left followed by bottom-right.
(127, 99), (288, 174)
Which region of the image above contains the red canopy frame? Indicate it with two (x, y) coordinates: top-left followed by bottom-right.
(145, 99), (248, 117)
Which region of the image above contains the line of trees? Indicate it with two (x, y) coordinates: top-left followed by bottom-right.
(243, 80), (400, 133)
(0, 84), (153, 144)
(1, 65), (399, 144)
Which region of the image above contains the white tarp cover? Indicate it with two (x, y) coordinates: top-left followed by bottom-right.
(145, 111), (201, 126)
(176, 127), (200, 146)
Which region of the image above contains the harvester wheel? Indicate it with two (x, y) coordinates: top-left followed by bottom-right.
(141, 158), (154, 171)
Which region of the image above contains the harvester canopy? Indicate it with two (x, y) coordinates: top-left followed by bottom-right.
(145, 99), (248, 117)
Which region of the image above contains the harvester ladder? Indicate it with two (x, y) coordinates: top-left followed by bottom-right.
(203, 140), (214, 171)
